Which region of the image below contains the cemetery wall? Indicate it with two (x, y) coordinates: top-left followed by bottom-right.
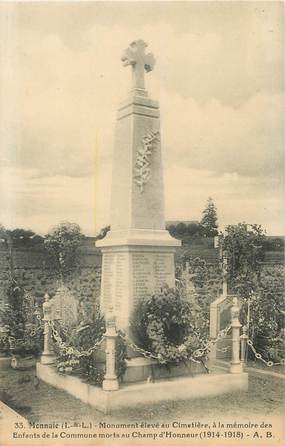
(0, 237), (283, 309)
(0, 243), (102, 308)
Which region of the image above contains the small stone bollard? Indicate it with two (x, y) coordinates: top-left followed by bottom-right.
(240, 325), (248, 370)
(229, 297), (243, 374)
(40, 293), (56, 365)
(102, 308), (119, 391)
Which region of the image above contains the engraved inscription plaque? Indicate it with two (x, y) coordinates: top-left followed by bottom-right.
(100, 248), (176, 330)
(102, 253), (116, 309)
(132, 251), (175, 305)
(114, 253), (128, 314)
(132, 253), (153, 304)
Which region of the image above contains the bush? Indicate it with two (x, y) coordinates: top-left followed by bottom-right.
(44, 222), (84, 277)
(53, 306), (127, 386)
(244, 266), (285, 362)
(0, 282), (43, 357)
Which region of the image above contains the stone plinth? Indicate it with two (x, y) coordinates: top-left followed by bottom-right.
(122, 357), (208, 383)
(37, 363), (248, 415)
(97, 230), (179, 331)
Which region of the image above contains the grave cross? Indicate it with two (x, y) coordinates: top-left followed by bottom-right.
(121, 39), (155, 92)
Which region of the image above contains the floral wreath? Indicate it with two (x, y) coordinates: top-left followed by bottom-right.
(131, 286), (207, 365)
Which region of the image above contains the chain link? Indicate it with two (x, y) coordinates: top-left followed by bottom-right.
(8, 277), (285, 369)
(118, 324), (232, 365)
(119, 333), (165, 362)
(247, 339), (284, 367)
(48, 320), (104, 358)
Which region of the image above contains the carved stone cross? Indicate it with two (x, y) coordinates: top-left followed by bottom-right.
(121, 39), (155, 92)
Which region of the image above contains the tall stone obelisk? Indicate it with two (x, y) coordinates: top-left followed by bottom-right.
(97, 40), (180, 331)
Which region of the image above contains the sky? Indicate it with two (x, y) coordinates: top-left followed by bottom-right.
(0, 1), (284, 236)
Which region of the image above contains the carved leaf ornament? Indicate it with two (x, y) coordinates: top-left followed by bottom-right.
(134, 130), (160, 193)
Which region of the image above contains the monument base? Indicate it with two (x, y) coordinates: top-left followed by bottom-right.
(230, 362), (244, 374)
(122, 357), (208, 383)
(40, 354), (56, 365)
(97, 229), (180, 332)
(37, 363), (248, 415)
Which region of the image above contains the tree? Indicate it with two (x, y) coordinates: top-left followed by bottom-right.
(223, 223), (284, 361)
(175, 222), (187, 237)
(44, 222), (84, 277)
(0, 224), (10, 246)
(0, 282), (42, 357)
(223, 223), (266, 296)
(7, 228), (43, 247)
(186, 222), (203, 237)
(200, 197), (218, 237)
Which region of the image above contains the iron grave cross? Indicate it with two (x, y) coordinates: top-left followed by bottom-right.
(121, 39), (155, 93)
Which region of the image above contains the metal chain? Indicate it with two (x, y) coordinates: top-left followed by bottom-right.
(48, 320), (104, 358)
(118, 324), (232, 365)
(246, 340), (285, 367)
(10, 278), (285, 369)
(119, 334), (165, 362)
(191, 325), (232, 359)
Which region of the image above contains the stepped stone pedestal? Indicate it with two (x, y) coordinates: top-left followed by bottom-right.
(97, 230), (179, 332)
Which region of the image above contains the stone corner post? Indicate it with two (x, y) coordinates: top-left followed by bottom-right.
(40, 293), (56, 365)
(229, 297), (243, 374)
(240, 325), (248, 370)
(102, 308), (119, 391)
(209, 301), (218, 361)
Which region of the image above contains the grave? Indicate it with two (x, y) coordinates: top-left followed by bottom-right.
(209, 259), (239, 361)
(39, 287), (78, 365)
(50, 285), (78, 328)
(209, 293), (236, 361)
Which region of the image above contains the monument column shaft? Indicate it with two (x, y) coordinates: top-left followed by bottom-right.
(110, 95), (165, 231)
(97, 93), (180, 332)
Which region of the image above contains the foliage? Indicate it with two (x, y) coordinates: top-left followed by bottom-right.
(223, 223), (283, 362)
(200, 197), (219, 237)
(223, 223), (266, 296)
(94, 225), (111, 241)
(55, 312), (105, 385)
(131, 285), (208, 365)
(8, 229), (44, 247)
(44, 222), (84, 277)
(54, 307), (127, 386)
(263, 237), (284, 251)
(177, 255), (222, 325)
(0, 224), (7, 241)
(0, 225), (44, 248)
(0, 329), (10, 354)
(244, 266), (285, 361)
(0, 282), (42, 357)
(167, 222), (204, 239)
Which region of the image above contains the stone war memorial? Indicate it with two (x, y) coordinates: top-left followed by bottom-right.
(36, 40), (248, 413)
